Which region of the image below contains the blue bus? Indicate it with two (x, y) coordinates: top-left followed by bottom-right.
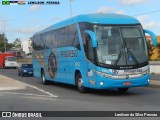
(32, 13), (157, 93)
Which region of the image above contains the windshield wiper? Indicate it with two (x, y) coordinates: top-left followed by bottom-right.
(114, 49), (124, 66)
(114, 41), (139, 66)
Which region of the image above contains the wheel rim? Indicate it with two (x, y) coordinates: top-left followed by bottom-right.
(42, 73), (45, 83)
(78, 78), (83, 88)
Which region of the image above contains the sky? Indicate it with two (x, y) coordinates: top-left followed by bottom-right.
(0, 0), (160, 43)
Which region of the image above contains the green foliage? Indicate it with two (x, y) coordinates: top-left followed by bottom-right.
(157, 43), (160, 60)
(0, 33), (14, 52)
(0, 41), (5, 52)
(151, 72), (155, 75)
(146, 40), (154, 60)
(15, 44), (21, 48)
(0, 33), (7, 42)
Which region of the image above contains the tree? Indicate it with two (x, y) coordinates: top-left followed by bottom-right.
(14, 38), (21, 48)
(157, 43), (160, 60)
(0, 33), (8, 42)
(146, 39), (154, 60)
(0, 41), (5, 52)
(0, 33), (14, 52)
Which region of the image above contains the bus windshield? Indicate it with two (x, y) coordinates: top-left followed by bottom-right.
(7, 57), (16, 61)
(93, 25), (148, 66)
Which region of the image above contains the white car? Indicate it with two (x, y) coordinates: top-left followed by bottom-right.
(4, 56), (17, 69)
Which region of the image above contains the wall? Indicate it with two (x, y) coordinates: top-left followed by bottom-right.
(149, 61), (160, 74)
(21, 40), (29, 54)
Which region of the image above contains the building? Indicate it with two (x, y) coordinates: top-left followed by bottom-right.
(28, 37), (33, 54)
(21, 40), (29, 54)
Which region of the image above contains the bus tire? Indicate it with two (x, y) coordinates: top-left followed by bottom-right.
(76, 73), (87, 93)
(118, 88), (129, 93)
(41, 70), (48, 85)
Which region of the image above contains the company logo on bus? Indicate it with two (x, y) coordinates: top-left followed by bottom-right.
(48, 52), (57, 78)
(112, 70), (118, 75)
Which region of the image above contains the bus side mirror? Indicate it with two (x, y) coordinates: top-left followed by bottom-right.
(85, 30), (97, 48)
(144, 29), (157, 46)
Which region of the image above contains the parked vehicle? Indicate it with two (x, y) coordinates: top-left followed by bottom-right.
(18, 64), (34, 77)
(0, 53), (17, 69)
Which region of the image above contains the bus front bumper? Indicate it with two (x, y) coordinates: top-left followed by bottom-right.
(88, 74), (150, 89)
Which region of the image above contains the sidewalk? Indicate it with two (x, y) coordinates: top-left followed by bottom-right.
(150, 74), (160, 88)
(0, 75), (28, 90)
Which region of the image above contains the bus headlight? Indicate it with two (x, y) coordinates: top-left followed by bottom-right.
(23, 70), (27, 72)
(100, 82), (104, 86)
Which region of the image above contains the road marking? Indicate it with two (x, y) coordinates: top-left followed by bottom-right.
(0, 74), (58, 97)
(0, 91), (56, 98)
(0, 87), (26, 90)
(25, 84), (58, 98)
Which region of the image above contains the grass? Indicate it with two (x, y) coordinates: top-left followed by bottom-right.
(151, 72), (155, 75)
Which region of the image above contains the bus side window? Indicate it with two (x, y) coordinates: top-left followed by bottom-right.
(86, 34), (94, 60)
(69, 24), (80, 50)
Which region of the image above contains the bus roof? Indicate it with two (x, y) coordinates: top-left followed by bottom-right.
(34, 13), (140, 35)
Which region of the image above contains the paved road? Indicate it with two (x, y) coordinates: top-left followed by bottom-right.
(0, 69), (160, 119)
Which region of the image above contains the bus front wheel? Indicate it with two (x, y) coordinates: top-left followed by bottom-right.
(76, 73), (87, 93)
(118, 88), (129, 93)
(41, 70), (48, 85)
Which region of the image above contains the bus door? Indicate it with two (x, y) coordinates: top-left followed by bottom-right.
(86, 34), (96, 86)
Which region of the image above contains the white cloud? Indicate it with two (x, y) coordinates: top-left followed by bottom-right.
(29, 5), (41, 11)
(144, 21), (160, 29)
(51, 17), (62, 22)
(136, 15), (160, 29)
(7, 26), (43, 34)
(136, 15), (149, 23)
(119, 0), (149, 5)
(97, 6), (126, 14)
(97, 6), (115, 13)
(115, 10), (126, 14)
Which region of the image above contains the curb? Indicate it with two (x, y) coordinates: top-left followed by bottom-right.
(149, 80), (160, 88)
(149, 84), (160, 88)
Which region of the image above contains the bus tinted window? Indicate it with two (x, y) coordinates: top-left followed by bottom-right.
(40, 34), (45, 49)
(79, 22), (93, 53)
(68, 24), (80, 50)
(32, 23), (80, 50)
(45, 33), (52, 49)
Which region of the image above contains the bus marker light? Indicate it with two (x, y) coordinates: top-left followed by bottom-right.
(100, 82), (104, 86)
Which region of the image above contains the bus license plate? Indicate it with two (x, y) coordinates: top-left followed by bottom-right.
(123, 82), (132, 86)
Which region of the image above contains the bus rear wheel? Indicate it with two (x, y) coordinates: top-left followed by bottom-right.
(118, 88), (129, 93)
(41, 70), (48, 85)
(76, 73), (87, 93)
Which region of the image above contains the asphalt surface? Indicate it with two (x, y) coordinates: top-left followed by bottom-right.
(0, 69), (160, 119)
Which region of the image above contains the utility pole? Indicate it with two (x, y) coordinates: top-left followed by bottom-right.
(69, 0), (74, 17)
(4, 21), (6, 52)
(0, 19), (13, 52)
(0, 20), (6, 52)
